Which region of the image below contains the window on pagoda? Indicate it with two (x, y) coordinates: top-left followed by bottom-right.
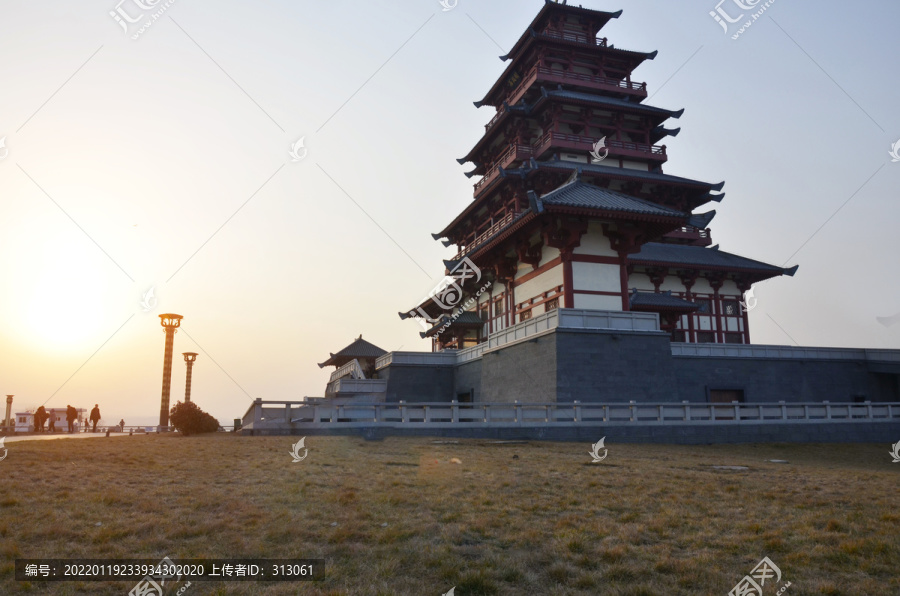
(519, 309), (533, 323)
(696, 331), (716, 344)
(545, 297), (559, 312)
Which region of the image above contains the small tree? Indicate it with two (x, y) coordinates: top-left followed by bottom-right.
(169, 401), (220, 436)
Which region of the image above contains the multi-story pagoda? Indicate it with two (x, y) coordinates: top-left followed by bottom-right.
(404, 0), (796, 351)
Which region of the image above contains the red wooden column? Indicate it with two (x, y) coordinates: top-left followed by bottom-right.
(737, 280), (752, 344)
(679, 273), (699, 343)
(561, 249), (575, 308)
(542, 219), (588, 310)
(709, 275), (726, 344)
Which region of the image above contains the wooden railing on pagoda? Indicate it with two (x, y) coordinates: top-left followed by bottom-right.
(505, 65), (648, 108)
(454, 211), (519, 260)
(473, 144), (533, 194)
(472, 134), (666, 197)
(663, 226), (713, 247)
(538, 31), (609, 47)
(531, 131), (666, 162)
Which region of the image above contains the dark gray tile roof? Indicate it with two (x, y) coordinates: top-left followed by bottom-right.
(533, 159), (725, 191)
(630, 291), (702, 311)
(544, 89), (681, 119)
(319, 336), (387, 367)
(538, 180), (687, 218)
(630, 242), (796, 274)
(422, 312), (484, 338)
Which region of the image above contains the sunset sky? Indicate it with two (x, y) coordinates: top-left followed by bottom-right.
(1, 0), (898, 426)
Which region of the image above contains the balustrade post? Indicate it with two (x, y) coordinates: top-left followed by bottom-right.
(452, 400), (459, 424)
(683, 401), (691, 422)
(400, 401), (408, 424)
(733, 401), (741, 422)
(865, 400), (872, 420)
(253, 398), (263, 425)
(484, 403), (491, 424)
(629, 400), (636, 423)
(574, 400), (582, 423)
(824, 401), (831, 420)
(604, 405), (609, 423)
(779, 400), (786, 421)
(284, 403), (291, 423)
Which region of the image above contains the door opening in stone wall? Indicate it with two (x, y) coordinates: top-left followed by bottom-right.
(457, 391), (473, 404)
(709, 389), (745, 403)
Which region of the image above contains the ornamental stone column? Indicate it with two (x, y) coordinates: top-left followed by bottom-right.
(158, 314), (183, 429)
(182, 352), (198, 403)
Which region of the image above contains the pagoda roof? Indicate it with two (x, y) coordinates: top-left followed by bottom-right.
(437, 159), (723, 240)
(420, 312), (484, 338)
(448, 179), (710, 267)
(535, 178), (690, 219)
(629, 290), (704, 312)
(629, 243), (800, 278)
(540, 88), (683, 120)
(317, 336), (387, 368)
(531, 159), (726, 192)
(501, 2), (623, 60)
(458, 93), (681, 168)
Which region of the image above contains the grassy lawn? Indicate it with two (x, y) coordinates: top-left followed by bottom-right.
(0, 434), (897, 595)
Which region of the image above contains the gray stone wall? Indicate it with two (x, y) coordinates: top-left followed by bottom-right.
(379, 365), (455, 403)
(479, 334), (557, 403)
(454, 360), (482, 402)
(672, 357), (899, 403)
(555, 330), (678, 403)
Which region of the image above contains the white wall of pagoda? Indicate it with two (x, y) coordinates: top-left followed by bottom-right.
(574, 225), (617, 257)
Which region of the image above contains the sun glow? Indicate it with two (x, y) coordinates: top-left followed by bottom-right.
(17, 246), (116, 350)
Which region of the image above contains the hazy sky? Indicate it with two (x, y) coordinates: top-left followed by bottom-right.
(1, 0), (898, 426)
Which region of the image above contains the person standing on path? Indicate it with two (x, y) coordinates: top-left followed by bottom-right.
(90, 405), (101, 433)
(48, 409), (57, 433)
(66, 405), (77, 433)
(34, 407), (47, 432)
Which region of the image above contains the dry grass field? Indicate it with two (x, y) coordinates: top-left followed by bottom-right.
(0, 433), (897, 595)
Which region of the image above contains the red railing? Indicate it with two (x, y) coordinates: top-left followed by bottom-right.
(473, 144), (533, 193)
(538, 31), (609, 47)
(455, 211), (519, 260)
(664, 227), (712, 246)
(531, 131), (666, 160)
(485, 108), (505, 132)
(505, 65), (648, 107)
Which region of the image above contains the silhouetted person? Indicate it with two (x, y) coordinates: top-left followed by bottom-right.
(66, 405), (77, 433)
(90, 405), (101, 433)
(34, 406), (47, 432)
(48, 409), (57, 433)
(119, 419), (125, 432)
(83, 417), (89, 433)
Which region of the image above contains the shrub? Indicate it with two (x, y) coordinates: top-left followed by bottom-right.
(169, 401), (219, 436)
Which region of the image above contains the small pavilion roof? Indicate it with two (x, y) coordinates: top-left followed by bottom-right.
(629, 243), (799, 277)
(318, 335), (387, 368)
(629, 290), (704, 312)
(421, 312), (484, 339)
